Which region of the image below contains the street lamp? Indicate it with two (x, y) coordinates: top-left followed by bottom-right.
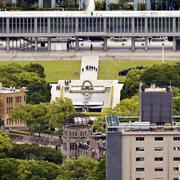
(161, 43), (165, 63)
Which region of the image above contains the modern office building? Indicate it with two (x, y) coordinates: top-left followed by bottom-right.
(0, 83), (27, 128)
(106, 85), (180, 180)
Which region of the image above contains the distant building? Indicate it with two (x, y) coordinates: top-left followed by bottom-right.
(0, 83), (27, 129)
(63, 113), (105, 159)
(106, 85), (180, 180)
(140, 84), (173, 124)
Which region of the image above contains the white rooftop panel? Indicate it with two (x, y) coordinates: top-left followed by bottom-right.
(0, 11), (180, 18)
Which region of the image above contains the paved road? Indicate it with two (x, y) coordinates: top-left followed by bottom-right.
(0, 50), (180, 61)
(80, 55), (99, 80)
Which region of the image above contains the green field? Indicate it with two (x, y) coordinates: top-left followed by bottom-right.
(0, 61), (81, 82)
(0, 60), (177, 82)
(98, 60), (176, 82)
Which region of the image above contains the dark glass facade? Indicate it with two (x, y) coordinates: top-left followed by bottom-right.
(151, 0), (180, 10)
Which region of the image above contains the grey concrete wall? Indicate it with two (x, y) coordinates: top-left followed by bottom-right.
(106, 131), (122, 180)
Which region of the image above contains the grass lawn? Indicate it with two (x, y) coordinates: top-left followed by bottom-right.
(98, 60), (176, 82)
(0, 61), (81, 82)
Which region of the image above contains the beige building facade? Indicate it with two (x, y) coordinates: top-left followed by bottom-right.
(107, 124), (180, 180)
(122, 131), (180, 180)
(0, 85), (27, 128)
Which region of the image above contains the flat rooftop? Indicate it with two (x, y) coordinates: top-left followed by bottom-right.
(106, 115), (180, 132)
(1, 11), (180, 17)
(0, 87), (26, 94)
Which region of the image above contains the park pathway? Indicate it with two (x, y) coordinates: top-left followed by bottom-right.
(80, 55), (99, 80)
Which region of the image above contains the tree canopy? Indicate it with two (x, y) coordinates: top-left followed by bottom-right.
(56, 156), (98, 180)
(9, 98), (75, 135)
(9, 144), (63, 164)
(0, 63), (50, 104)
(112, 96), (139, 116)
(0, 158), (61, 180)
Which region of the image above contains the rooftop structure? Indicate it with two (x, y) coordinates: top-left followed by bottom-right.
(140, 84), (173, 124)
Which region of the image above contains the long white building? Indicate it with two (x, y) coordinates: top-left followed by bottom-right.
(1, 10), (180, 50)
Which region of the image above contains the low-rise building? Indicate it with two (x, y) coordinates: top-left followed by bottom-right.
(0, 83), (27, 128)
(63, 113), (105, 159)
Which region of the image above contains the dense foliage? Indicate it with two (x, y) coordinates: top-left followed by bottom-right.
(9, 98), (75, 135)
(116, 63), (180, 116)
(9, 144), (63, 164)
(0, 158), (61, 180)
(0, 63), (50, 104)
(121, 63), (180, 99)
(0, 133), (105, 180)
(112, 96), (139, 116)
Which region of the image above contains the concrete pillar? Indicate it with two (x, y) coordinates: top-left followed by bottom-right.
(12, 0), (17, 5)
(104, 37), (107, 51)
(134, 0), (139, 11)
(39, 0), (43, 9)
(51, 0), (56, 8)
(146, 0), (151, 10)
(35, 37), (38, 51)
(48, 37), (51, 51)
(105, 0), (110, 10)
(145, 37), (148, 51)
(173, 37), (177, 51)
(131, 37), (135, 51)
(75, 37), (79, 51)
(6, 37), (10, 51)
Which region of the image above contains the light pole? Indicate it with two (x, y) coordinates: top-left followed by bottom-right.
(161, 43), (165, 63)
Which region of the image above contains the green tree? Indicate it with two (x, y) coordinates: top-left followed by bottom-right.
(0, 63), (51, 104)
(121, 69), (143, 99)
(93, 117), (106, 133)
(23, 63), (46, 78)
(0, 131), (13, 157)
(56, 156), (98, 180)
(0, 158), (19, 180)
(48, 98), (75, 131)
(87, 157), (106, 180)
(173, 96), (180, 115)
(112, 96), (139, 116)
(9, 144), (63, 164)
(141, 63), (180, 87)
(0, 158), (61, 180)
(27, 81), (51, 104)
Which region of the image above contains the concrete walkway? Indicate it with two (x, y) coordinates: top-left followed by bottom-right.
(80, 55), (99, 80)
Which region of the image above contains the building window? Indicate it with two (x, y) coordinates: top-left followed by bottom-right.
(136, 168), (144, 172)
(174, 147), (180, 151)
(173, 157), (180, 161)
(136, 147), (144, 151)
(173, 137), (180, 141)
(154, 147), (163, 151)
(155, 157), (163, 161)
(136, 157), (144, 161)
(136, 137), (144, 141)
(154, 137), (163, 141)
(136, 178), (144, 180)
(154, 178), (163, 180)
(173, 167), (179, 171)
(173, 178), (179, 180)
(155, 168), (163, 172)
